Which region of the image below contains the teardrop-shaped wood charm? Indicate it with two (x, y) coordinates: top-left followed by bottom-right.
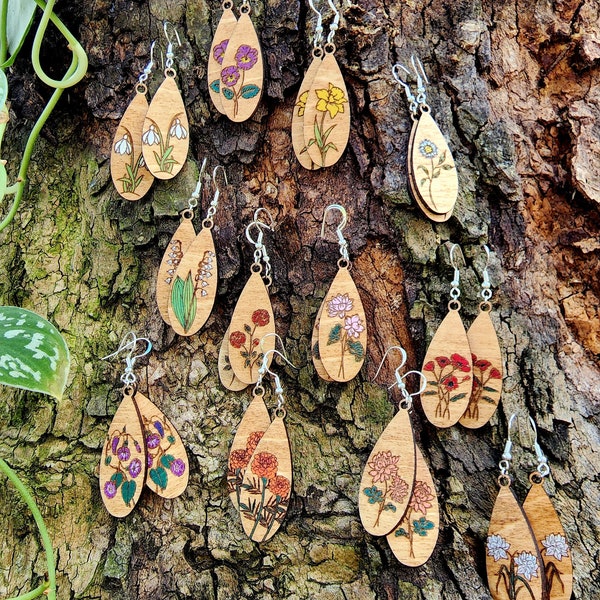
(387, 444), (439, 566)
(111, 89), (154, 200)
(302, 49), (350, 168)
(311, 299), (334, 382)
(156, 213), (197, 326)
(486, 484), (546, 600)
(410, 111), (457, 215)
(167, 226), (217, 336)
(207, 2), (238, 114)
(420, 307), (472, 428)
(219, 10), (263, 122)
(133, 392), (189, 498)
(219, 325), (250, 391)
(142, 75), (189, 179)
(460, 305), (503, 428)
(228, 270), (275, 384)
(239, 415), (292, 542)
(318, 267), (367, 382)
(99, 389), (146, 517)
(292, 52), (323, 170)
(523, 480), (572, 600)
(227, 392), (271, 510)
(358, 408), (416, 536)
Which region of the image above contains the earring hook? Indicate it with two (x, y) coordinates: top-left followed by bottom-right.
(526, 416), (550, 477)
(255, 348), (298, 411)
(410, 55), (429, 104)
(187, 157), (208, 210)
(212, 165), (228, 189)
(163, 21), (181, 69)
(447, 243), (465, 301)
(101, 332), (152, 385)
(325, 0), (340, 44)
(372, 345), (408, 384)
(259, 333), (288, 358)
(138, 40), (157, 84)
(481, 245), (492, 302)
(321, 204), (349, 263)
(307, 0), (324, 47)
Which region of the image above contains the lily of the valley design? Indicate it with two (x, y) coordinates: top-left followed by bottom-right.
(416, 138), (455, 211)
(297, 83), (348, 167)
(324, 293), (364, 379)
(142, 114), (188, 175)
(229, 309), (270, 379)
(465, 353), (501, 421)
(113, 127), (147, 195)
(211, 42), (260, 118)
(422, 353), (471, 421)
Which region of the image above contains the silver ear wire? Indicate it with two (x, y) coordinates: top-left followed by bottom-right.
(307, 0), (324, 48)
(138, 40), (157, 85)
(245, 208), (275, 281)
(373, 345), (408, 383)
(325, 0), (340, 44)
(481, 244), (492, 302)
(255, 347), (298, 411)
(101, 332), (152, 385)
(448, 243), (465, 301)
(321, 204), (349, 263)
(163, 21), (181, 69)
(204, 165), (227, 224)
(187, 157), (208, 210)
(527, 416), (550, 477)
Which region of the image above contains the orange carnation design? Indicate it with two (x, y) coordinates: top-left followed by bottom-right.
(229, 449), (250, 471)
(251, 452), (278, 480)
(268, 475), (290, 498)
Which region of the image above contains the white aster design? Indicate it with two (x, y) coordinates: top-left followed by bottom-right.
(486, 534), (509, 561)
(514, 551), (539, 581)
(542, 533), (569, 560)
(114, 134), (132, 155)
(142, 124), (160, 145)
(169, 118), (188, 139)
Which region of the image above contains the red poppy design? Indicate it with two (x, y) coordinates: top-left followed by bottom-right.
(436, 356), (451, 368)
(423, 361), (435, 372)
(451, 353), (471, 372)
(251, 309), (270, 327)
(443, 375), (459, 390)
(475, 359), (491, 370)
(229, 330), (247, 349)
(489, 368), (501, 379)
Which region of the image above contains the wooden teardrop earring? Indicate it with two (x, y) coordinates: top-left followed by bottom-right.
(420, 243), (472, 427)
(110, 41), (156, 200)
(392, 55), (458, 222)
(311, 204), (367, 382)
(142, 22), (190, 179)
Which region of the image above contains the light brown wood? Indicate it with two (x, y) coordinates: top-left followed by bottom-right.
(460, 306), (503, 428)
(219, 11), (263, 122)
(227, 392), (271, 510)
(99, 391), (146, 518)
(110, 90), (154, 200)
(133, 391), (189, 499)
(387, 444), (439, 566)
(420, 307), (473, 428)
(219, 325), (250, 391)
(486, 484), (546, 600)
(156, 215), (197, 326)
(523, 481), (572, 600)
(409, 111), (458, 215)
(227, 270), (275, 384)
(239, 415), (292, 542)
(207, 4), (238, 114)
(302, 51), (350, 168)
(311, 299), (334, 382)
(142, 75), (189, 179)
(317, 267), (367, 382)
(358, 408), (416, 536)
(292, 53), (323, 170)
(167, 226), (217, 336)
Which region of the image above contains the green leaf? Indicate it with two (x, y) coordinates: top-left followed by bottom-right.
(222, 87), (234, 100)
(432, 169), (441, 178)
(240, 84), (260, 99)
(121, 480), (136, 505)
(167, 435), (176, 444)
(150, 467), (168, 490)
(482, 395), (496, 403)
(438, 151), (447, 164)
(4, 0), (37, 66)
(420, 178), (427, 186)
(321, 124), (337, 143)
(161, 454), (175, 469)
(0, 306), (70, 400)
(450, 392), (467, 402)
(171, 273), (197, 332)
(483, 386), (498, 393)
(313, 116), (323, 148)
(421, 390), (438, 396)
(327, 323), (342, 345)
(244, 324), (252, 334)
(441, 164), (454, 170)
(323, 142), (338, 152)
(417, 165), (429, 176)
(162, 145), (174, 160)
(111, 472), (124, 489)
(348, 340), (364, 361)
(210, 79), (220, 93)
(104, 455), (112, 466)
(0, 70), (8, 111)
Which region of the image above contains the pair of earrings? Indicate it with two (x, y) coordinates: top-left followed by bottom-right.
(311, 204), (367, 382)
(487, 415), (572, 600)
(392, 56), (458, 222)
(111, 24), (189, 200)
(359, 347), (439, 566)
(219, 208), (277, 390)
(292, 0), (349, 169)
(227, 347), (295, 542)
(208, 0), (263, 122)
(420, 244), (503, 429)
(156, 160), (227, 337)
(99, 333), (189, 517)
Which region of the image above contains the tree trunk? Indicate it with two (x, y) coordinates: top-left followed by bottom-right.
(1, 0), (598, 599)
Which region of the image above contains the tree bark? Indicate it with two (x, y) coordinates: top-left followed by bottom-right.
(1, 0), (599, 599)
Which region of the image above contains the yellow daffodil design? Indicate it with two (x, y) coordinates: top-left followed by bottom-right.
(315, 84), (347, 119)
(296, 91), (309, 117)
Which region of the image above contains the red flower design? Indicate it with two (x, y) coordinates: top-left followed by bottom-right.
(471, 353), (478, 362)
(252, 338), (260, 347)
(230, 449), (249, 470)
(246, 431), (264, 454)
(229, 330), (247, 349)
(436, 356), (451, 368)
(251, 452), (278, 480)
(451, 353), (471, 372)
(443, 375), (459, 390)
(423, 361), (435, 372)
(268, 475), (291, 498)
(474, 359), (491, 371)
(251, 309), (270, 327)
(489, 368), (501, 379)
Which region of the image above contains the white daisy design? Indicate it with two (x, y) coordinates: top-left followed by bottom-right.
(486, 534), (510, 561)
(114, 134), (132, 155)
(542, 533), (569, 560)
(514, 551), (539, 581)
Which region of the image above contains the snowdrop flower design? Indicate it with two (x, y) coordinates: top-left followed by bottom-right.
(169, 118), (188, 140)
(142, 124), (160, 146)
(114, 134), (132, 155)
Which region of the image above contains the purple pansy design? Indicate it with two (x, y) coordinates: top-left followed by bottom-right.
(235, 45), (258, 70)
(104, 480), (117, 499)
(170, 458), (186, 477)
(221, 65), (240, 87)
(213, 39), (229, 65)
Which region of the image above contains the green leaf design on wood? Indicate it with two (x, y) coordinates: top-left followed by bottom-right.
(121, 480), (136, 505)
(222, 87), (234, 100)
(0, 306), (70, 400)
(111, 472), (124, 489)
(150, 467), (168, 490)
(348, 340), (364, 361)
(161, 454), (175, 469)
(240, 84), (260, 99)
(171, 272), (197, 332)
(210, 79), (220, 93)
(327, 323), (342, 344)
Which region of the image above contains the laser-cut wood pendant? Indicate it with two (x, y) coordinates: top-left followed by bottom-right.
(239, 414), (292, 542)
(420, 305), (472, 428)
(358, 408), (416, 536)
(219, 325), (250, 391)
(156, 211), (197, 326)
(311, 300), (334, 382)
(133, 391), (189, 498)
(523, 479), (572, 600)
(292, 50), (323, 170)
(208, 1), (238, 114)
(111, 87), (154, 200)
(167, 226), (217, 336)
(227, 391), (271, 510)
(218, 8), (263, 122)
(99, 388), (147, 517)
(486, 483), (546, 600)
(142, 74), (189, 179)
(387, 444), (439, 566)
(408, 110), (457, 219)
(317, 266), (366, 382)
(302, 48), (350, 168)
(460, 303), (503, 429)
(227, 269), (275, 384)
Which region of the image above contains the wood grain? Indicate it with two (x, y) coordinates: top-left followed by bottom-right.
(311, 299), (334, 381)
(218, 324), (250, 391)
